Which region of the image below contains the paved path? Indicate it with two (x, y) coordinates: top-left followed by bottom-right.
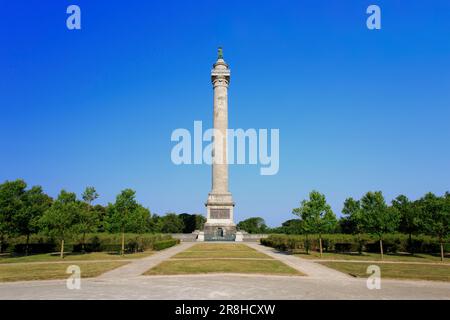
(0, 273), (449, 300)
(0, 242), (449, 300)
(97, 242), (195, 279)
(247, 243), (351, 280)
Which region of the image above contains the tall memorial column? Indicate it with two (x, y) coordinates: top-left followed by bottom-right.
(201, 48), (238, 241)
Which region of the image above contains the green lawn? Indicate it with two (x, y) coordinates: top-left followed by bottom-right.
(173, 249), (271, 259)
(320, 261), (450, 282)
(145, 243), (302, 276)
(295, 251), (448, 263)
(0, 261), (128, 282)
(188, 243), (255, 251)
(145, 259), (301, 276)
(0, 251), (154, 264)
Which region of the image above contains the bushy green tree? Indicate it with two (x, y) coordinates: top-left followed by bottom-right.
(14, 186), (52, 255)
(280, 219), (303, 234)
(195, 214), (206, 231)
(392, 195), (422, 254)
(420, 192), (449, 261)
(158, 213), (184, 233)
(360, 191), (400, 260)
(76, 187), (100, 252)
(293, 191), (337, 257)
(342, 197), (364, 253)
(39, 190), (81, 258)
(106, 189), (138, 255)
(237, 217), (268, 234)
(0, 180), (27, 253)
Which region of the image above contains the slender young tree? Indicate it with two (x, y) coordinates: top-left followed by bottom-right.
(112, 189), (138, 255)
(293, 191), (337, 257)
(78, 187), (100, 252)
(342, 197), (364, 254)
(360, 191), (400, 260)
(420, 193), (449, 262)
(39, 190), (80, 258)
(392, 195), (422, 254)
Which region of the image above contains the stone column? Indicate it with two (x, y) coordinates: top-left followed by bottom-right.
(202, 48), (236, 241)
(211, 56), (230, 193)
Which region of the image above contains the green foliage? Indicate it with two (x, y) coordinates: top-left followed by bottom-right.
(82, 186), (99, 204)
(152, 239), (180, 251)
(292, 190), (337, 235)
(237, 217), (268, 234)
(4, 233), (176, 254)
(0, 180), (27, 251)
(179, 213), (206, 233)
(360, 191), (400, 239)
(39, 190), (81, 241)
(158, 213), (184, 233)
(104, 189), (152, 234)
(261, 233), (449, 254)
(279, 219), (303, 234)
(420, 193), (449, 242)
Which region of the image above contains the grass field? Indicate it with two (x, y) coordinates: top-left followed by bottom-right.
(145, 259), (301, 275)
(0, 251), (154, 264)
(187, 243), (254, 251)
(320, 261), (450, 282)
(0, 261), (128, 282)
(145, 243), (302, 276)
(295, 251), (448, 263)
(173, 244), (270, 259)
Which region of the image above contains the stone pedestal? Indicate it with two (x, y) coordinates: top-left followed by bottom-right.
(197, 231), (205, 242)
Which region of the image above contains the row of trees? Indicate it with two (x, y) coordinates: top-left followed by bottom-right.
(0, 180), (205, 257)
(238, 191), (449, 261)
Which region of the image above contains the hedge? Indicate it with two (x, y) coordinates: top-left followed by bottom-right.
(3, 233), (176, 254)
(153, 239), (180, 251)
(260, 234), (449, 254)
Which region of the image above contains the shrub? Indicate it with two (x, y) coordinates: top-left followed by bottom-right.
(260, 233), (448, 255)
(152, 239), (180, 251)
(6, 233), (176, 254)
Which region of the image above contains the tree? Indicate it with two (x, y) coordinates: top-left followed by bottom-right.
(158, 213), (184, 233)
(237, 217), (268, 234)
(77, 187), (100, 252)
(293, 191), (337, 257)
(0, 180), (27, 253)
(39, 190), (81, 258)
(392, 195), (422, 254)
(14, 186), (52, 255)
(109, 189), (139, 255)
(360, 191), (400, 260)
(195, 214), (206, 231)
(280, 219), (303, 234)
(342, 197), (364, 253)
(420, 193), (449, 262)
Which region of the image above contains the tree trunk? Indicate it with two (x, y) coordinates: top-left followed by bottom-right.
(121, 231), (125, 256)
(357, 233), (362, 254)
(408, 232), (413, 255)
(319, 236), (323, 258)
(305, 234), (309, 254)
(379, 239), (384, 261)
(440, 242), (444, 262)
(60, 239), (65, 259)
(25, 234), (30, 256)
(82, 232), (86, 253)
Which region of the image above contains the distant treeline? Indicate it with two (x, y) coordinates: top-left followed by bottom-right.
(237, 190), (449, 260)
(0, 179), (205, 256)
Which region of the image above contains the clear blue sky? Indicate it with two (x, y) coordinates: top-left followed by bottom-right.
(1, 1), (449, 227)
